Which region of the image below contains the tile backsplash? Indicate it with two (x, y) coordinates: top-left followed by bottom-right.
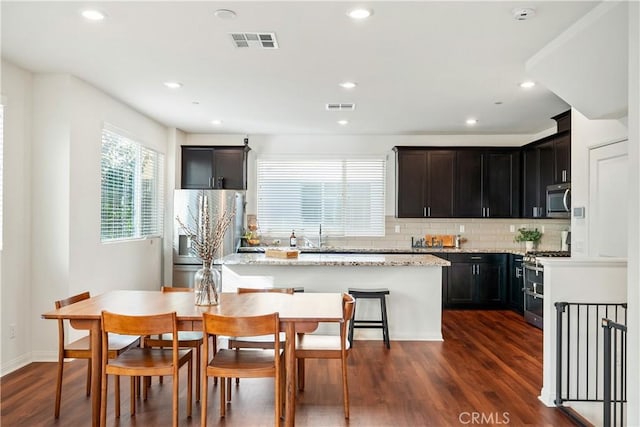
(250, 215), (571, 251)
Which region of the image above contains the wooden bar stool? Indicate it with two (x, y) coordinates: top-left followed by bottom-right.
(347, 288), (390, 349)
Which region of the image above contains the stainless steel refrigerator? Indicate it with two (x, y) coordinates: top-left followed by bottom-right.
(172, 189), (245, 287)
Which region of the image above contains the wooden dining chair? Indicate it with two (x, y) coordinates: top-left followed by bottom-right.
(54, 291), (139, 419)
(295, 292), (355, 418)
(201, 311), (283, 427)
(227, 287), (295, 350)
(100, 311), (193, 427)
(143, 286), (209, 402)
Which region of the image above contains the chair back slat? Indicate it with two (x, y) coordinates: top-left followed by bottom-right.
(102, 311), (176, 336)
(55, 291), (91, 309)
(203, 312), (279, 338)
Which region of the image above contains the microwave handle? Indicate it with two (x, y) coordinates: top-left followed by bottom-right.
(563, 188), (570, 212)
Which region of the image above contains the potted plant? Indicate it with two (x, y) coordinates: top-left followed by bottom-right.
(515, 227), (542, 252)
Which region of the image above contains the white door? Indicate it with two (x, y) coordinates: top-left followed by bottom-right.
(589, 140), (628, 257)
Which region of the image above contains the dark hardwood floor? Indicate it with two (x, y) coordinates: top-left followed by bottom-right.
(1, 310), (576, 426)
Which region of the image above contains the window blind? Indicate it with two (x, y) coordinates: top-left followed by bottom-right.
(100, 127), (164, 242)
(257, 158), (385, 237)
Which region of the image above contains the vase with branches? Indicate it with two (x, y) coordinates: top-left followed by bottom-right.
(176, 192), (236, 305)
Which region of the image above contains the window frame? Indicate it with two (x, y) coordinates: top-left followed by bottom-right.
(100, 124), (164, 243)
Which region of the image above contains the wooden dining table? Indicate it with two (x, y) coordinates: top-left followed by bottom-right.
(42, 290), (344, 427)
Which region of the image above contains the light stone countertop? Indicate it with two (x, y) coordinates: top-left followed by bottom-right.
(220, 252), (451, 267)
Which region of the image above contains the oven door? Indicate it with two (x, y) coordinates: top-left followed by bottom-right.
(524, 264), (544, 329)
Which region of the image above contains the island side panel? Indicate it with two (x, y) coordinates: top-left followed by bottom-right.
(222, 264), (443, 341)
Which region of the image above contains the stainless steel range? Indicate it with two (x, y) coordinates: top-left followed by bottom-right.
(522, 250), (571, 329)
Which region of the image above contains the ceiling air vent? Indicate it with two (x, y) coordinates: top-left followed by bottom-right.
(230, 32), (279, 49)
(325, 103), (356, 111)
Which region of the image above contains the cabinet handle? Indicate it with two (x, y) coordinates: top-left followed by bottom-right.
(562, 170), (567, 182)
(486, 207), (490, 217)
(470, 256), (482, 260)
(423, 207), (427, 217)
(428, 207), (431, 217)
(515, 267), (522, 278)
(472, 265), (476, 275)
(209, 176), (214, 188)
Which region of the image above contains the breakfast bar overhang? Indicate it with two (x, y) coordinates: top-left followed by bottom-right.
(220, 253), (450, 341)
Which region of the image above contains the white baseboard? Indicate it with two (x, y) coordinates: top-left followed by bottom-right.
(0, 353), (32, 377)
(31, 350), (57, 362)
(0, 350), (57, 377)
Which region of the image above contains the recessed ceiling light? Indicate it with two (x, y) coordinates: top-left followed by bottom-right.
(214, 9), (237, 20)
(347, 8), (372, 20)
(211, 120), (223, 125)
(520, 81), (536, 89)
(163, 81), (183, 89)
(494, 101), (503, 105)
(81, 9), (106, 21)
(466, 119), (478, 125)
(339, 81), (358, 89)
(192, 101), (200, 105)
(337, 120), (349, 126)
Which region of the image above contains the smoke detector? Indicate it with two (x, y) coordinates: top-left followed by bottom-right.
(512, 7), (536, 21)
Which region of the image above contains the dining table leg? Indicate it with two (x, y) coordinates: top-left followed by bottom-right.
(90, 320), (102, 427)
(284, 322), (295, 427)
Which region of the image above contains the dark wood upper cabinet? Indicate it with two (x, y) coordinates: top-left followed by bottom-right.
(395, 148), (455, 218)
(454, 151), (483, 217)
(483, 151), (520, 218)
(454, 149), (520, 218)
(427, 151), (456, 217)
(554, 131), (571, 184)
(522, 139), (554, 218)
(181, 145), (250, 190)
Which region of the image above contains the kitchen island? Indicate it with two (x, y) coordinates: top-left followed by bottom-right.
(219, 252), (450, 341)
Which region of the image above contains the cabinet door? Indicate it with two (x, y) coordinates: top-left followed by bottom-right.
(396, 151), (427, 217)
(181, 147), (214, 189)
(447, 263), (475, 304)
(454, 151), (482, 217)
(484, 152), (518, 218)
(522, 147), (538, 218)
(537, 141), (555, 217)
(476, 262), (503, 304)
(427, 151), (456, 217)
(213, 148), (246, 189)
(554, 132), (571, 184)
(508, 255), (524, 313)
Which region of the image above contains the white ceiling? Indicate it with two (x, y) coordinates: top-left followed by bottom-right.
(1, 1), (599, 135)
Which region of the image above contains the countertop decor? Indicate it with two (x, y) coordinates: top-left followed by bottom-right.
(176, 191), (235, 305)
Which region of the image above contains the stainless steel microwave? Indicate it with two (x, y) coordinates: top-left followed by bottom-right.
(547, 183), (571, 218)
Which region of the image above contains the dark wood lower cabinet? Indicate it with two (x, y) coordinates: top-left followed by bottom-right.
(508, 254), (524, 314)
(443, 253), (507, 308)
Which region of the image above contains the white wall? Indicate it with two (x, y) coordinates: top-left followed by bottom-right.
(0, 63), (171, 372)
(0, 61), (33, 374)
(626, 2), (640, 424)
(570, 108), (628, 257)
